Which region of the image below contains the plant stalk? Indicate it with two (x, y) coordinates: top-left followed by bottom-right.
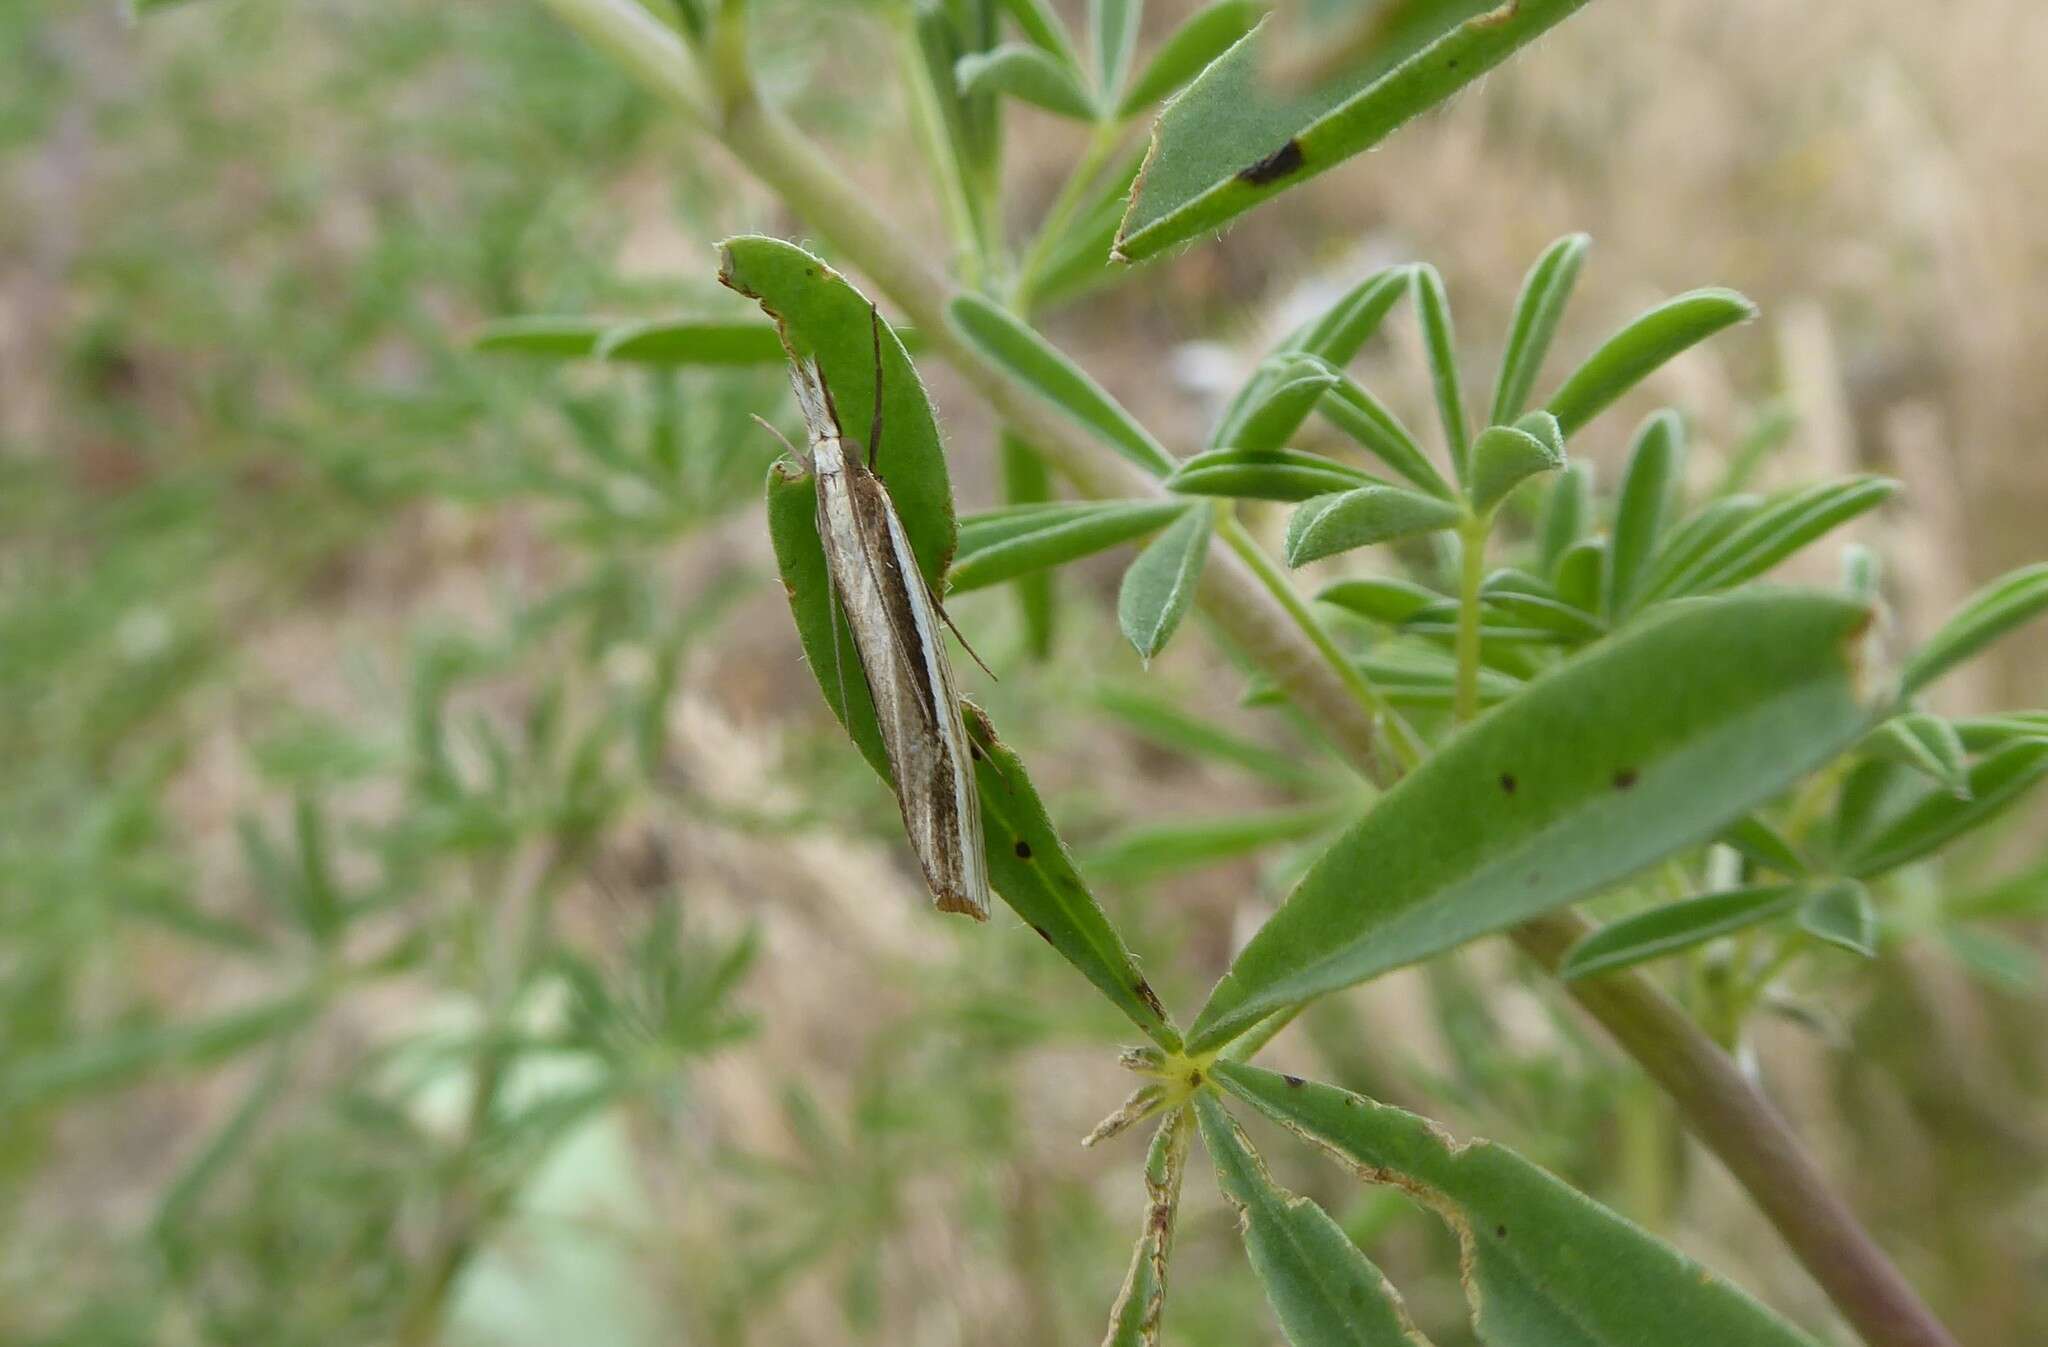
(527, 7), (1959, 1343)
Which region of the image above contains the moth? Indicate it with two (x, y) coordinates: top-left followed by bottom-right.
(767, 313), (991, 921)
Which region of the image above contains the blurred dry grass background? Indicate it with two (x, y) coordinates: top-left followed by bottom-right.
(3, 1), (2046, 1344)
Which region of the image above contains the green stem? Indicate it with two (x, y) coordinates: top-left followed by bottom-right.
(1454, 516), (1489, 724)
(1014, 118), (1122, 308)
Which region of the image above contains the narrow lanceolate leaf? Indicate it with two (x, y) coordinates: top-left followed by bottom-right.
(2, 993), (317, 1112)
(1119, 505), (1213, 660)
(475, 316), (789, 364)
(1858, 712), (1969, 795)
(1285, 486), (1465, 567)
(1605, 410), (1685, 618)
(1798, 879), (1878, 957)
(1188, 591), (1884, 1051)
(1103, 1108), (1193, 1347)
(1320, 377), (1457, 499)
(1315, 576), (1445, 626)
(1192, 1094), (1430, 1347)
(1000, 0), (1084, 71)
(957, 43), (1099, 119)
(950, 294), (1176, 475)
(1222, 354), (1342, 452)
(1953, 711), (2048, 753)
(1412, 264), (1471, 478)
(1544, 289), (1757, 437)
(1633, 494), (1761, 600)
(1092, 0), (1146, 105)
(1491, 233), (1592, 425)
(1720, 814), (1808, 876)
(1292, 265), (1412, 367)
(1550, 537), (1605, 613)
(1115, 2), (1596, 262)
(1903, 562), (2048, 696)
(1467, 413), (1566, 517)
(722, 237), (958, 581)
(1478, 589), (1605, 644)
(1536, 462), (1592, 575)
(1558, 884), (1806, 981)
(951, 498), (1190, 593)
(961, 705), (1182, 1049)
(1030, 146), (1149, 309)
(1212, 1064), (1824, 1347)
(1086, 802), (1349, 883)
(1117, 0), (1263, 118)
(1644, 477), (1900, 602)
(1840, 740), (2048, 880)
(1169, 447), (1377, 502)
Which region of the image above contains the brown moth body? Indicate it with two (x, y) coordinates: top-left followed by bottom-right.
(786, 344), (990, 920)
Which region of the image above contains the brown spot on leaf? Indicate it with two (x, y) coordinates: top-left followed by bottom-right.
(1499, 773), (1517, 794)
(1238, 138), (1306, 186)
(1013, 839), (1033, 859)
(1134, 979), (1167, 1018)
(1613, 768), (1639, 790)
(1032, 924), (1054, 945)
(1496, 1224), (1508, 1238)
(969, 741), (984, 761)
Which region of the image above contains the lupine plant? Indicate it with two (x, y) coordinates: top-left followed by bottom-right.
(76, 1), (2048, 1344)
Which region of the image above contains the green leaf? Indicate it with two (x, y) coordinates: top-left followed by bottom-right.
(1412, 263), (1471, 478)
(1491, 232), (1592, 425)
(1643, 477), (1899, 602)
(1903, 562), (2048, 696)
(1091, 0), (1145, 103)
(1285, 486), (1465, 567)
(962, 705), (1183, 1049)
(1119, 505), (1213, 660)
(1217, 354), (1342, 452)
(1946, 858), (2048, 921)
(1291, 265), (1413, 367)
(949, 294), (1176, 475)
(1551, 536), (1605, 613)
(1188, 591), (1882, 1051)
(1212, 1064), (1823, 1347)
(594, 318), (791, 364)
(1953, 712), (2048, 753)
(1544, 289), (1757, 437)
(1087, 803), (1349, 883)
(1467, 412), (1566, 517)
(1026, 146), (1149, 308)
(1315, 576), (1445, 626)
(957, 42), (1099, 119)
(1798, 879), (1878, 957)
(1840, 740), (2048, 879)
(1858, 712), (1969, 795)
(1719, 814), (1807, 876)
(1942, 926), (2044, 997)
(1558, 884), (1805, 981)
(999, 0), (1084, 70)
(2, 993), (317, 1113)
(1115, 1), (1595, 262)
(1170, 447), (1377, 502)
(1605, 410), (1685, 618)
(1095, 683), (1334, 788)
(1478, 588), (1605, 644)
(1001, 433), (1060, 658)
(1536, 461), (1593, 575)
(1320, 376), (1457, 499)
(1191, 1094), (1428, 1347)
(1117, 0), (1263, 117)
(1103, 1108), (1193, 1347)
(474, 315), (612, 358)
(722, 236), (958, 583)
(951, 498), (1190, 592)
(1248, 650), (1523, 712)
(1632, 494), (1760, 601)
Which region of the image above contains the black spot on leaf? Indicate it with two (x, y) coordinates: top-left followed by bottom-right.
(1013, 839), (1033, 859)
(1031, 924), (1054, 945)
(1238, 138), (1306, 186)
(1496, 1224), (1508, 1239)
(1614, 768), (1639, 790)
(1499, 773), (1517, 794)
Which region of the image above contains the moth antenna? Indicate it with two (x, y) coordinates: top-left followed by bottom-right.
(911, 560), (997, 682)
(866, 303), (885, 473)
(815, 360), (844, 432)
(750, 412), (801, 458)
